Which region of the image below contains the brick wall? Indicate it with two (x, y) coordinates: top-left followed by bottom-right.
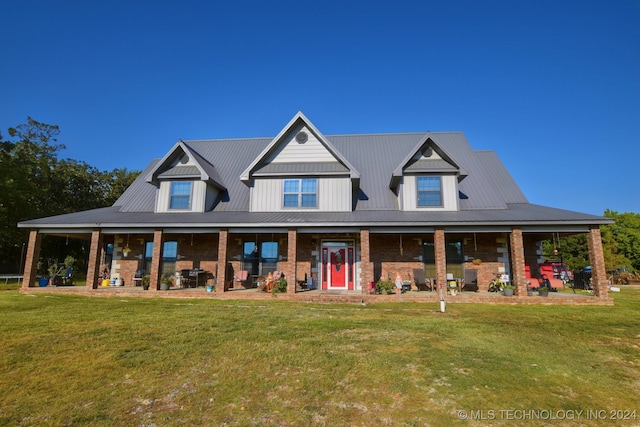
(369, 234), (423, 283)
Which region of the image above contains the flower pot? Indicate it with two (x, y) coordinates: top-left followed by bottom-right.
(160, 282), (170, 291)
(503, 288), (514, 296)
(37, 278), (49, 287)
(539, 289), (549, 297)
(206, 285), (214, 293)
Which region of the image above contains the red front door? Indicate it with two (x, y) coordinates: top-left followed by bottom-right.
(330, 248), (347, 288)
(322, 245), (353, 290)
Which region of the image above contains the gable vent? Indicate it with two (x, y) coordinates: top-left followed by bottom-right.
(295, 131), (308, 144)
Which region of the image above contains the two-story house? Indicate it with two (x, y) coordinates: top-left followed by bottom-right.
(19, 112), (612, 300)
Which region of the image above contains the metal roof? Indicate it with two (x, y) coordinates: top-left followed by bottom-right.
(254, 162), (350, 176)
(19, 203), (610, 231)
(19, 122), (611, 230)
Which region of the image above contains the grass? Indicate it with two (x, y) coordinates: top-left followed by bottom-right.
(0, 288), (639, 426)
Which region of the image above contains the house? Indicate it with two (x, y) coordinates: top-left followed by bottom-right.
(18, 112), (612, 300)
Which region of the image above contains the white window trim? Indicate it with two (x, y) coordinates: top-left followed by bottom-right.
(282, 178), (318, 209)
(416, 176), (443, 208)
(169, 181), (193, 210)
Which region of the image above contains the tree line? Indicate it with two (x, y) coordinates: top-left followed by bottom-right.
(0, 117), (140, 273)
(546, 210), (640, 274)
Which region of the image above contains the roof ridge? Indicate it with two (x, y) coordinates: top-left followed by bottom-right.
(182, 131), (465, 143)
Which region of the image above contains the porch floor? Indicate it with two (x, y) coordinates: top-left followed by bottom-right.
(19, 285), (612, 305)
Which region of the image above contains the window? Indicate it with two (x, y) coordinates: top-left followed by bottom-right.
(417, 177), (442, 207)
(169, 181), (192, 209)
(422, 239), (464, 279)
(242, 241), (279, 276)
(283, 179), (317, 208)
(143, 241), (153, 274)
(161, 241), (178, 276)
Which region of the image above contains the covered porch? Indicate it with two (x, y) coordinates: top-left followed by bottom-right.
(20, 224), (610, 302)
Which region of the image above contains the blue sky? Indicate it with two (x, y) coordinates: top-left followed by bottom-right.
(2, 0), (638, 216)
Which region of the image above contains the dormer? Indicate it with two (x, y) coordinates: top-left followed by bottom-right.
(240, 112), (360, 212)
(390, 135), (467, 211)
(145, 141), (227, 213)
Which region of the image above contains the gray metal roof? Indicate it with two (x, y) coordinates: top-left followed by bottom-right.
(18, 203), (610, 231)
(254, 162), (350, 176)
(19, 127), (612, 230)
(157, 165), (200, 178)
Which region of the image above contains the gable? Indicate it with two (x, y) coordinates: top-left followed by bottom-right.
(240, 112), (360, 185)
(390, 135), (467, 190)
(145, 141), (226, 191)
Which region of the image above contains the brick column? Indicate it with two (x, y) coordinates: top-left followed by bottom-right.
(86, 230), (103, 289)
(509, 228), (527, 295)
(287, 229), (297, 294)
(360, 229), (372, 294)
(22, 230), (43, 288)
(150, 229), (163, 291)
(434, 228), (446, 294)
(587, 226), (608, 299)
(217, 229), (228, 292)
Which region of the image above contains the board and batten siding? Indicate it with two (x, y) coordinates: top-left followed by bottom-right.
(251, 177), (351, 212)
(399, 175), (459, 211)
(156, 180), (210, 213)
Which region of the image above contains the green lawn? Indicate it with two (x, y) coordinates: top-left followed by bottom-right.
(0, 288), (638, 426)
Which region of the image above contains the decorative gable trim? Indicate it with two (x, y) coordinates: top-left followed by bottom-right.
(145, 140), (227, 191)
(389, 134), (468, 190)
(240, 112), (360, 187)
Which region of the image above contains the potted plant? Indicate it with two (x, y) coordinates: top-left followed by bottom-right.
(47, 262), (63, 286)
(160, 274), (173, 291)
(35, 261), (49, 287)
(141, 275), (150, 290)
(448, 280), (459, 296)
(503, 284), (515, 296)
(538, 286), (550, 297)
(375, 279), (395, 295)
(271, 278), (288, 295)
(122, 245), (131, 257)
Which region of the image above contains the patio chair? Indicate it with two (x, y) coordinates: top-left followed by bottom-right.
(61, 267), (74, 285)
(462, 269), (479, 292)
(181, 269), (196, 288)
(234, 270), (249, 288)
(413, 268), (433, 291)
(132, 270), (144, 287)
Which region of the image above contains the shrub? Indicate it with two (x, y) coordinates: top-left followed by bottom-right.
(375, 279), (395, 295)
(271, 278), (288, 295)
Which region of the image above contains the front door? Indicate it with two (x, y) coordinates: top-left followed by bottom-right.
(322, 244), (354, 290)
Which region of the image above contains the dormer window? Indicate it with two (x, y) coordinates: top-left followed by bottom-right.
(169, 181), (192, 209)
(283, 179), (317, 208)
(417, 177), (442, 207)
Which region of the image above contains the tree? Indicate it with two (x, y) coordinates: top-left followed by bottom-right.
(602, 210), (640, 272)
(0, 117), (140, 273)
(541, 211), (640, 274)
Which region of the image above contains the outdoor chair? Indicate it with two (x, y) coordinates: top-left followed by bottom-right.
(413, 268), (433, 291)
(181, 269), (196, 288)
(234, 270), (249, 288)
(61, 267), (74, 285)
(462, 269), (479, 292)
(132, 270), (144, 287)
